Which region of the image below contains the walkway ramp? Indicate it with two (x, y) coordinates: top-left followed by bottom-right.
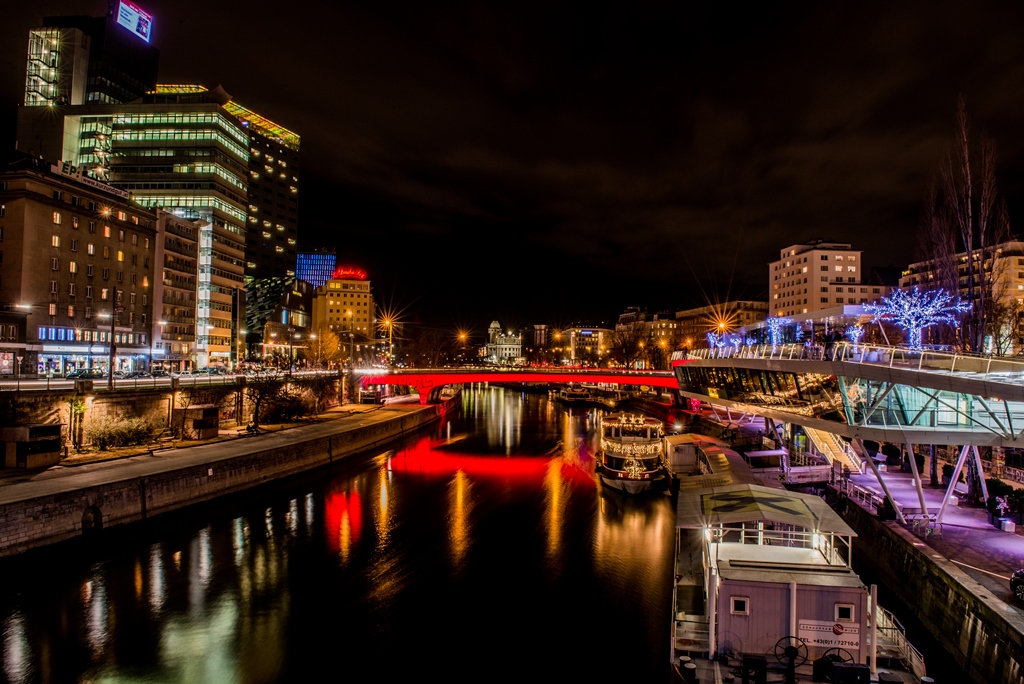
(805, 427), (864, 474)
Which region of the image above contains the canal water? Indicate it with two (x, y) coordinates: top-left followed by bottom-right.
(0, 387), (964, 683)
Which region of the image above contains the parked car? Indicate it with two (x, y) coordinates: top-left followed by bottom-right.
(1011, 569), (1024, 601)
(68, 368), (105, 380)
(151, 369), (170, 377)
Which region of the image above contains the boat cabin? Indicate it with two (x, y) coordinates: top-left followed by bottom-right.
(674, 484), (869, 665)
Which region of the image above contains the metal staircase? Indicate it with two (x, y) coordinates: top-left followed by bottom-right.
(804, 427), (864, 474)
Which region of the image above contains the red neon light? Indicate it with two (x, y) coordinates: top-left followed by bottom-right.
(331, 266), (367, 280)
(360, 369), (678, 403)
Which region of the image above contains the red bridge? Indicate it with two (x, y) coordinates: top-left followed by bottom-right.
(359, 368), (678, 404)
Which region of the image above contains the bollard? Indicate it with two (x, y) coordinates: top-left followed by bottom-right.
(682, 661), (698, 684)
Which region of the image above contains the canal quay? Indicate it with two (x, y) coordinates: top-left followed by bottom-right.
(0, 384), (978, 683)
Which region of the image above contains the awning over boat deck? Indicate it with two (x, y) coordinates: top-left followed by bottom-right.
(675, 483), (856, 536)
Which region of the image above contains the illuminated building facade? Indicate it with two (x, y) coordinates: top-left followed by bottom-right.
(769, 239), (884, 317)
(152, 209), (203, 371)
(0, 153), (156, 375)
(20, 10), (158, 111)
(226, 100), (300, 280)
(296, 250), (337, 289)
(484, 321), (522, 365)
(312, 267), (375, 362)
(675, 301), (768, 346)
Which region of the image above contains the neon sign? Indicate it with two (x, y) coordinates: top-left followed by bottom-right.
(331, 266), (367, 280)
(116, 1), (153, 43)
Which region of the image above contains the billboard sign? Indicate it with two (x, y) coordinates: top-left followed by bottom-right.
(797, 620), (861, 650)
(116, 0), (153, 43)
(331, 266), (367, 281)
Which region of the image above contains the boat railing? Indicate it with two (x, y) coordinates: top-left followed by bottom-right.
(872, 605), (926, 679)
(711, 525), (851, 566)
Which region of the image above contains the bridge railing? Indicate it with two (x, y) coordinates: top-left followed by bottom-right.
(673, 341), (1024, 384)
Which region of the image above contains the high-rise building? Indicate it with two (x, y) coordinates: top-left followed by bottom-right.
(152, 209), (203, 371)
(225, 101), (300, 279)
(0, 152), (157, 376)
(16, 9), (300, 369)
(770, 239), (870, 318)
(22, 8), (159, 110)
(296, 249), (337, 289)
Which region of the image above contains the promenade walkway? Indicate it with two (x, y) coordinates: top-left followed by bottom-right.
(0, 403), (424, 507)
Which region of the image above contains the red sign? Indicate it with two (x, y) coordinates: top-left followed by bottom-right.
(331, 266), (367, 280)
(832, 624), (844, 635)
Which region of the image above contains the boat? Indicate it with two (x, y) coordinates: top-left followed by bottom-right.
(596, 412), (668, 494)
(670, 436), (925, 684)
(555, 386), (595, 403)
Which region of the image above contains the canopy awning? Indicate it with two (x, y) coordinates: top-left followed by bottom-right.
(676, 483), (856, 536)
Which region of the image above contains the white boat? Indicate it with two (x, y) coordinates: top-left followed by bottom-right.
(670, 438), (925, 684)
(597, 413), (667, 494)
(555, 386), (594, 403)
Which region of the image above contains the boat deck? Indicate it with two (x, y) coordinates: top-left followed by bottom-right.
(671, 655), (920, 684)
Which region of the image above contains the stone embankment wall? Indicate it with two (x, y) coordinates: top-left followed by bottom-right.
(841, 499), (1024, 684)
(0, 398), (455, 558)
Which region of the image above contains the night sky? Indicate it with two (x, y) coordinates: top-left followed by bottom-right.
(5, 1), (1024, 336)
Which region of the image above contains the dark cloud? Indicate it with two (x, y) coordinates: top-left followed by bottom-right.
(4, 0), (1024, 329)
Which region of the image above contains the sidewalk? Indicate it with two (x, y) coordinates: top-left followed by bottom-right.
(0, 402), (396, 493)
(848, 467), (1024, 608)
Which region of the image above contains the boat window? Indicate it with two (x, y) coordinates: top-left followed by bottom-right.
(730, 596), (750, 615)
(835, 603), (855, 622)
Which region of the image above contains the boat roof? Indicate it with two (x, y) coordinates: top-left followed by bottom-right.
(714, 544), (863, 587)
(603, 413), (662, 426)
(676, 483), (856, 536)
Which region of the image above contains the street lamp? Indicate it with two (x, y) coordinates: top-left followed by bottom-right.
(287, 326), (296, 374)
(107, 287), (119, 389)
(381, 317), (394, 366)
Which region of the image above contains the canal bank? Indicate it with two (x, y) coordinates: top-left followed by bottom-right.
(0, 396), (458, 559)
(839, 498), (1024, 684)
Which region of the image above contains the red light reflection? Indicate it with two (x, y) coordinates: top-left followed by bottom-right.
(324, 489), (363, 554)
(389, 436), (596, 488)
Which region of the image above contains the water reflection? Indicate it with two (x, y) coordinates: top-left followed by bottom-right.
(0, 387), (679, 682)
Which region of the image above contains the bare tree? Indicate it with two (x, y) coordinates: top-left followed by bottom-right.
(609, 323), (648, 368)
(921, 97), (1012, 352)
(302, 326), (341, 367)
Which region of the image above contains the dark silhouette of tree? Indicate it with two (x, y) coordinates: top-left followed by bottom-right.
(919, 96), (1012, 352)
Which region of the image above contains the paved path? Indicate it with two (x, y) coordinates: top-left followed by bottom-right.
(849, 467), (1024, 609)
(0, 403), (425, 506)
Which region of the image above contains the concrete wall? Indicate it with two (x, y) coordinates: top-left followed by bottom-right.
(0, 397), (456, 558)
(841, 499), (1024, 684)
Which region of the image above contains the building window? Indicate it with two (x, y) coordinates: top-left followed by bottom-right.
(104, 225), (111, 238)
(89, 221), (96, 233)
(53, 211), (62, 225)
(50, 281), (58, 294)
(88, 243), (95, 255)
(835, 604), (855, 622)
(70, 239), (78, 251)
(102, 268), (109, 280)
(67, 305), (74, 317)
(119, 230), (125, 242)
(52, 235), (60, 247)
(86, 286), (93, 299)
(103, 247), (109, 259)
(50, 257), (59, 270)
(730, 597), (750, 615)
(821, 266), (828, 271)
(130, 273), (136, 285)
(69, 283), (76, 296)
(87, 265), (94, 277)
(72, 217), (79, 229)
(117, 250), (124, 262)
(69, 261), (77, 274)
(101, 288), (109, 300)
(85, 306), (92, 318)
(48, 303), (56, 316)
(117, 211), (126, 221)
(835, 265), (842, 271)
(131, 234), (138, 245)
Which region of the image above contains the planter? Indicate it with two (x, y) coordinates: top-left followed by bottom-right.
(1002, 519), (1017, 533)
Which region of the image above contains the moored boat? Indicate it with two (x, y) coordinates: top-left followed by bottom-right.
(670, 437), (925, 684)
(597, 412), (668, 494)
(554, 386), (595, 403)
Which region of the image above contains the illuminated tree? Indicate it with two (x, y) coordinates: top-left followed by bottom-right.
(765, 317), (792, 348)
(844, 325), (864, 349)
(864, 287), (971, 350)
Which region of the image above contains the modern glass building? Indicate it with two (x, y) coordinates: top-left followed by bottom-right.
(296, 250), (337, 289)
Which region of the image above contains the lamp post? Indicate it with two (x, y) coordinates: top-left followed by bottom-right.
(287, 326), (295, 375)
(108, 287), (118, 389)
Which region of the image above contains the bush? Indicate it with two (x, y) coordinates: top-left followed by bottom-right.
(85, 415), (153, 450)
(261, 392), (311, 424)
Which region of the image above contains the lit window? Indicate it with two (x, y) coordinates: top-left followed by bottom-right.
(52, 235), (60, 247)
(69, 261), (77, 273)
(117, 251), (124, 262)
(48, 303), (56, 316)
(88, 243), (94, 255)
(53, 211), (62, 225)
(104, 225), (111, 238)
